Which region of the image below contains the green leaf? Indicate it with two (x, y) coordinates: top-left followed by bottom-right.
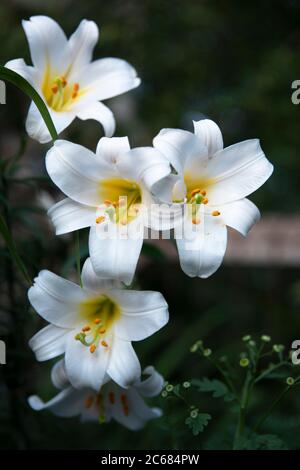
(237, 433), (287, 450)
(192, 377), (234, 402)
(185, 413), (211, 435)
(0, 213), (31, 284)
(0, 65), (57, 141)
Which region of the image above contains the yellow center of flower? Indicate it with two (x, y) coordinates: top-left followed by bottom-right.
(75, 295), (120, 353)
(42, 72), (82, 112)
(175, 173), (220, 223)
(97, 178), (142, 226)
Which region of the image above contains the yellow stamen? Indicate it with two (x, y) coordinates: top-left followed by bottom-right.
(90, 344), (97, 353)
(61, 77), (67, 87)
(200, 189), (207, 196)
(99, 328), (106, 334)
(212, 210), (221, 216)
(96, 216), (105, 224)
(72, 91), (78, 99)
(51, 84), (58, 94)
(203, 198), (209, 204)
(94, 318), (101, 325)
(73, 83), (79, 92)
(101, 340), (108, 348)
(192, 218), (200, 225)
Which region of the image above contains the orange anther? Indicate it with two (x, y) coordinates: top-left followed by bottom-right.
(191, 188), (201, 197)
(51, 84), (58, 94)
(192, 218), (200, 225)
(202, 198), (209, 204)
(108, 392), (115, 404)
(99, 328), (106, 334)
(96, 216), (105, 224)
(84, 395), (94, 408)
(212, 210), (221, 216)
(94, 318), (101, 325)
(101, 340), (108, 348)
(90, 344), (97, 353)
(82, 325), (91, 332)
(200, 189), (207, 196)
(73, 83), (79, 92)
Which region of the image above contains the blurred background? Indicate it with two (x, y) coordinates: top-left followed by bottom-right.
(0, 0), (300, 450)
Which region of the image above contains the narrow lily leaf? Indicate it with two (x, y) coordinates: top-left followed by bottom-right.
(0, 65), (57, 141)
(0, 213), (31, 284)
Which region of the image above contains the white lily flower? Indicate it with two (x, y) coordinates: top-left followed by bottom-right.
(5, 16), (140, 143)
(28, 258), (169, 391)
(46, 137), (171, 285)
(152, 119), (274, 278)
(29, 360), (164, 431)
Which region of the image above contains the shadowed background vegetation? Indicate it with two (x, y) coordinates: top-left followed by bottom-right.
(0, 0), (300, 450)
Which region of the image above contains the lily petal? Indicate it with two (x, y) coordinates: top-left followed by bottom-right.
(26, 103), (74, 144)
(51, 359), (70, 390)
(29, 324), (70, 361)
(135, 366), (164, 397)
(5, 58), (39, 87)
(89, 223), (144, 285)
(48, 198), (96, 235)
(46, 140), (111, 206)
(117, 147), (171, 191)
(81, 257), (122, 293)
(65, 335), (110, 390)
(206, 139), (274, 205)
(113, 290), (169, 341)
(193, 118), (223, 155)
(218, 198), (260, 236)
(28, 270), (86, 328)
(67, 19), (99, 76)
(107, 338), (141, 388)
(28, 386), (86, 417)
(96, 136), (130, 165)
(77, 57), (140, 102)
(175, 214), (227, 278)
(76, 101), (115, 137)
(153, 128), (207, 176)
(22, 16), (68, 78)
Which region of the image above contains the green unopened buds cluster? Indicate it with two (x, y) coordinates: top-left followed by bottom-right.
(273, 344), (285, 353)
(161, 382), (174, 397)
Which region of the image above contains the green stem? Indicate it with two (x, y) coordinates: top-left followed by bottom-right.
(233, 370), (252, 449)
(0, 66), (58, 141)
(254, 361), (290, 384)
